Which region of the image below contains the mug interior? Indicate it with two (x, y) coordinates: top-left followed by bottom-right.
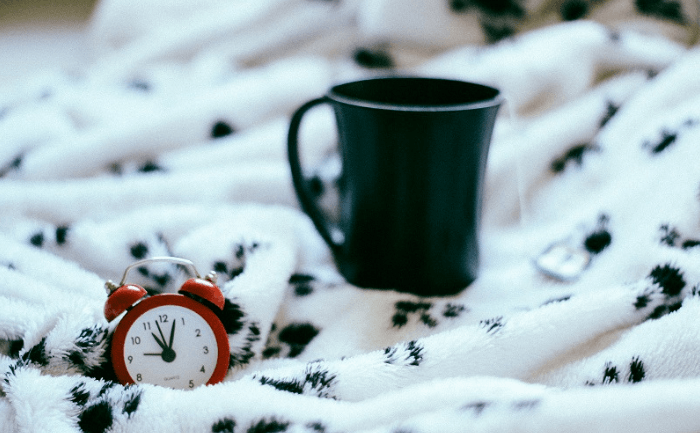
(330, 77), (501, 110)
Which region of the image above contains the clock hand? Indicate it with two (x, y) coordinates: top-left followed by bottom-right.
(161, 346), (176, 363)
(155, 321), (168, 348)
(168, 319), (176, 350)
(151, 332), (168, 351)
(150, 321), (177, 363)
(144, 345), (176, 363)
(148, 329), (176, 362)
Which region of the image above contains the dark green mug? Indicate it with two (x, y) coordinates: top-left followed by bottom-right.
(288, 77), (502, 296)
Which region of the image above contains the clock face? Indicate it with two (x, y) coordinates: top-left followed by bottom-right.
(112, 295), (229, 390)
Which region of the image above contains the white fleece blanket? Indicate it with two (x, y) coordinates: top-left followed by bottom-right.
(2, 0), (700, 432)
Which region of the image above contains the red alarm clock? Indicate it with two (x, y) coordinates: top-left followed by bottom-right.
(104, 257), (230, 390)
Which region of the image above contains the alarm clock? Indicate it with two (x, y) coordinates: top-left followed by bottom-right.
(104, 257), (230, 390)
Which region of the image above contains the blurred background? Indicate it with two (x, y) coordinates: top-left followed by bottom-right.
(0, 0), (98, 84)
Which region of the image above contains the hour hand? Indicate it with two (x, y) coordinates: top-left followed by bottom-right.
(155, 321), (169, 348)
(151, 332), (168, 351)
(150, 323), (177, 363)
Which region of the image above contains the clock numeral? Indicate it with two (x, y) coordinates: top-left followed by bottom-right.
(143, 322), (151, 331)
(127, 356), (133, 364)
(136, 374), (142, 382)
(158, 314), (168, 323)
(195, 329), (201, 337)
(200, 365), (206, 373)
(203, 346), (209, 354)
(189, 380), (194, 389)
(181, 317), (186, 326)
(131, 336), (141, 345)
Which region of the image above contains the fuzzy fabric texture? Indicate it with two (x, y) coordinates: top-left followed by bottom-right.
(2, 0), (700, 432)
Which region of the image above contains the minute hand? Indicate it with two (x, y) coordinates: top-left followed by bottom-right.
(168, 319), (176, 349)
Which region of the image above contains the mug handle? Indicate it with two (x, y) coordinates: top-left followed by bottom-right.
(287, 97), (344, 252)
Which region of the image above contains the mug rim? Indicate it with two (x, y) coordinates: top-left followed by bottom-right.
(328, 76), (504, 112)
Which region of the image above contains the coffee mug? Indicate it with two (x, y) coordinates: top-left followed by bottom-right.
(288, 76), (502, 296)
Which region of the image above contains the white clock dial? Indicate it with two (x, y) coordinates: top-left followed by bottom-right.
(122, 305), (219, 389)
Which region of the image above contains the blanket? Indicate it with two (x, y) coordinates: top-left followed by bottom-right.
(2, 0), (700, 431)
